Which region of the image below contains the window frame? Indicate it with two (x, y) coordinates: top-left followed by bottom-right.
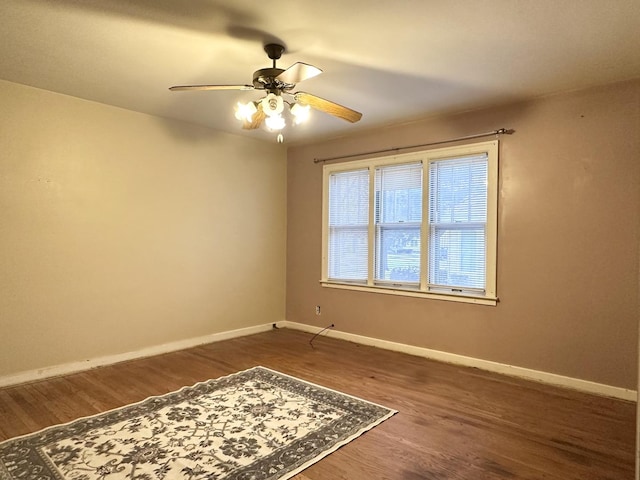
(321, 140), (499, 306)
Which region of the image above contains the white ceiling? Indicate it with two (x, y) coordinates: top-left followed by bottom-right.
(1, 0), (639, 145)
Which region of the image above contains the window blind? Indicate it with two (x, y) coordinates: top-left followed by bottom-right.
(428, 154), (488, 292)
(327, 169), (369, 282)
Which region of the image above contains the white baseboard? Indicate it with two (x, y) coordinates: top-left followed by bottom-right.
(3, 320), (635, 402)
(277, 321), (637, 402)
(0, 323), (275, 388)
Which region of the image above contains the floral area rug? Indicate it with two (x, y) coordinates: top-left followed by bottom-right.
(0, 366), (396, 480)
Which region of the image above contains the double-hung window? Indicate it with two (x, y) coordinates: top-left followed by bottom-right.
(327, 169), (369, 281)
(321, 140), (498, 305)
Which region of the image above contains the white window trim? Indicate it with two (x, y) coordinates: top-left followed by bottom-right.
(321, 140), (499, 306)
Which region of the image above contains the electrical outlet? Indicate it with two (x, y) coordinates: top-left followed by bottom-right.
(315, 305), (321, 315)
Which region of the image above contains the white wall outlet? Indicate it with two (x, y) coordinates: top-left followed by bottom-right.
(315, 305), (321, 315)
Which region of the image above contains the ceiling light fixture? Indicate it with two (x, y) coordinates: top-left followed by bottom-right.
(235, 91), (312, 142)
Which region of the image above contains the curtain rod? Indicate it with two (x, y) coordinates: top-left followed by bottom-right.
(313, 128), (514, 164)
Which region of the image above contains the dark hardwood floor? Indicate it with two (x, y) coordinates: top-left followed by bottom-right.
(0, 328), (635, 479)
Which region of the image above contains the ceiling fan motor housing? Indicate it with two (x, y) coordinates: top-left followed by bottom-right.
(254, 44), (294, 91)
(253, 67), (294, 91)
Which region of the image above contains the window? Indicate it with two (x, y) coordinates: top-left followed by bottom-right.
(375, 163), (422, 285)
(327, 169), (369, 281)
(428, 154), (488, 294)
(321, 141), (498, 305)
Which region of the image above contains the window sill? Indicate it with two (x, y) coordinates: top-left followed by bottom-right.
(320, 281), (498, 306)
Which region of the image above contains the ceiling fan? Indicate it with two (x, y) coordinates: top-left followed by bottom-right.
(169, 44), (362, 140)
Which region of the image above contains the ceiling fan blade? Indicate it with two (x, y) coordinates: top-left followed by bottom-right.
(242, 103), (266, 130)
(276, 63), (322, 84)
(169, 84), (254, 91)
(294, 92), (362, 123)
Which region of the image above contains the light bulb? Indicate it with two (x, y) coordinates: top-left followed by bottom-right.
(277, 133), (284, 143)
(234, 101), (257, 122)
(290, 103), (310, 124)
(265, 113), (285, 131)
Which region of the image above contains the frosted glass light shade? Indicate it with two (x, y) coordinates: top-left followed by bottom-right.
(234, 101), (257, 122)
(265, 113), (285, 130)
(291, 103), (310, 124)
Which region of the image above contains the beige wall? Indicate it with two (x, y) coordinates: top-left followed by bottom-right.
(0, 80), (287, 377)
(637, 225), (640, 479)
(287, 79), (640, 390)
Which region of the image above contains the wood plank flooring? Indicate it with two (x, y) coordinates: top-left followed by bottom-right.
(0, 328), (635, 479)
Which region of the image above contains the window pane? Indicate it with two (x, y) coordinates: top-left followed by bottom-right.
(429, 226), (486, 289)
(329, 169), (369, 227)
(429, 155), (487, 224)
(329, 226), (368, 280)
(375, 227), (421, 282)
(328, 169), (369, 282)
(375, 163), (422, 224)
(374, 163), (422, 283)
